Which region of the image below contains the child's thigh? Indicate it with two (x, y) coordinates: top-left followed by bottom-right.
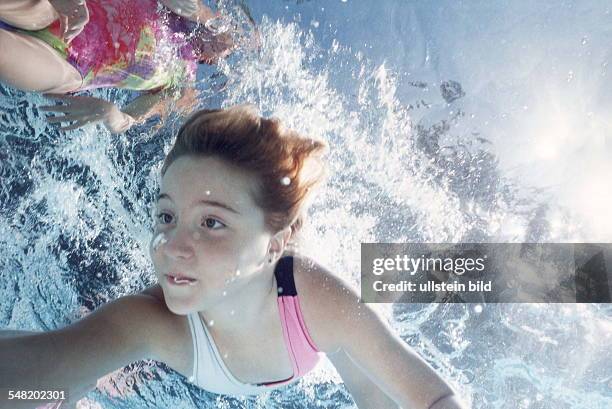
(0, 29), (82, 93)
(0, 0), (57, 31)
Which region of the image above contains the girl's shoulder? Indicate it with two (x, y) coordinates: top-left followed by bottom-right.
(288, 253), (361, 355)
(137, 286), (193, 376)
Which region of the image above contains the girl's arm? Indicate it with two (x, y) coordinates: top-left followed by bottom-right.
(41, 94), (137, 133)
(327, 348), (399, 408)
(296, 261), (468, 409)
(41, 88), (193, 133)
(121, 87), (196, 126)
(0, 294), (189, 408)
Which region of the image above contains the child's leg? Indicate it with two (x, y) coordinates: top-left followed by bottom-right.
(0, 29), (82, 93)
(0, 0), (58, 31)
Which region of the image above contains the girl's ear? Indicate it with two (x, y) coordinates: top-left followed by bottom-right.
(268, 227), (292, 261)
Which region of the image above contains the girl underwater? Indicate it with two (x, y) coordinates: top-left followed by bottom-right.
(0, 0), (238, 133)
(0, 106), (467, 409)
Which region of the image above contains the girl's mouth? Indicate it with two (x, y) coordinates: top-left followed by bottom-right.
(165, 273), (198, 286)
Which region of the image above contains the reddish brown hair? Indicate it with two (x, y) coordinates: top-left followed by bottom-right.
(161, 105), (328, 242)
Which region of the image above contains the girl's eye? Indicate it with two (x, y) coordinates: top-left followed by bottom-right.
(203, 217), (226, 230)
(156, 212), (173, 224)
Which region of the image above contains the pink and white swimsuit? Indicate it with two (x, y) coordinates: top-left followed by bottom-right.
(186, 255), (324, 395)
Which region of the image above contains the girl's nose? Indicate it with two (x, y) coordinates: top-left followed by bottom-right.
(162, 228), (195, 260)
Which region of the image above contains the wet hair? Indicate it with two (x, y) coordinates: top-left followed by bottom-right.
(161, 105), (328, 243)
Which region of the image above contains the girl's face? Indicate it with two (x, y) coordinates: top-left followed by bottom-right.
(149, 155), (272, 314)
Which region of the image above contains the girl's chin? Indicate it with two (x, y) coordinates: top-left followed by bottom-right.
(160, 285), (201, 315)
(160, 279), (232, 313)
(164, 296), (199, 316)
(161, 285), (223, 315)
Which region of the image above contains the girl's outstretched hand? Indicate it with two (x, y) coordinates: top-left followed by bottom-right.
(48, 0), (90, 43)
(41, 94), (135, 133)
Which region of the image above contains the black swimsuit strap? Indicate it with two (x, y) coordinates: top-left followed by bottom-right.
(273, 256), (297, 296)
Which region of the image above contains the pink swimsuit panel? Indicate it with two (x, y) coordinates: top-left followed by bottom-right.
(262, 293), (322, 386)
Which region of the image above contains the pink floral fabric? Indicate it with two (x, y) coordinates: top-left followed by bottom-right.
(45, 0), (198, 91)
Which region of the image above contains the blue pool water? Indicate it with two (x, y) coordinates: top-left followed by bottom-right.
(1, 1), (611, 408)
